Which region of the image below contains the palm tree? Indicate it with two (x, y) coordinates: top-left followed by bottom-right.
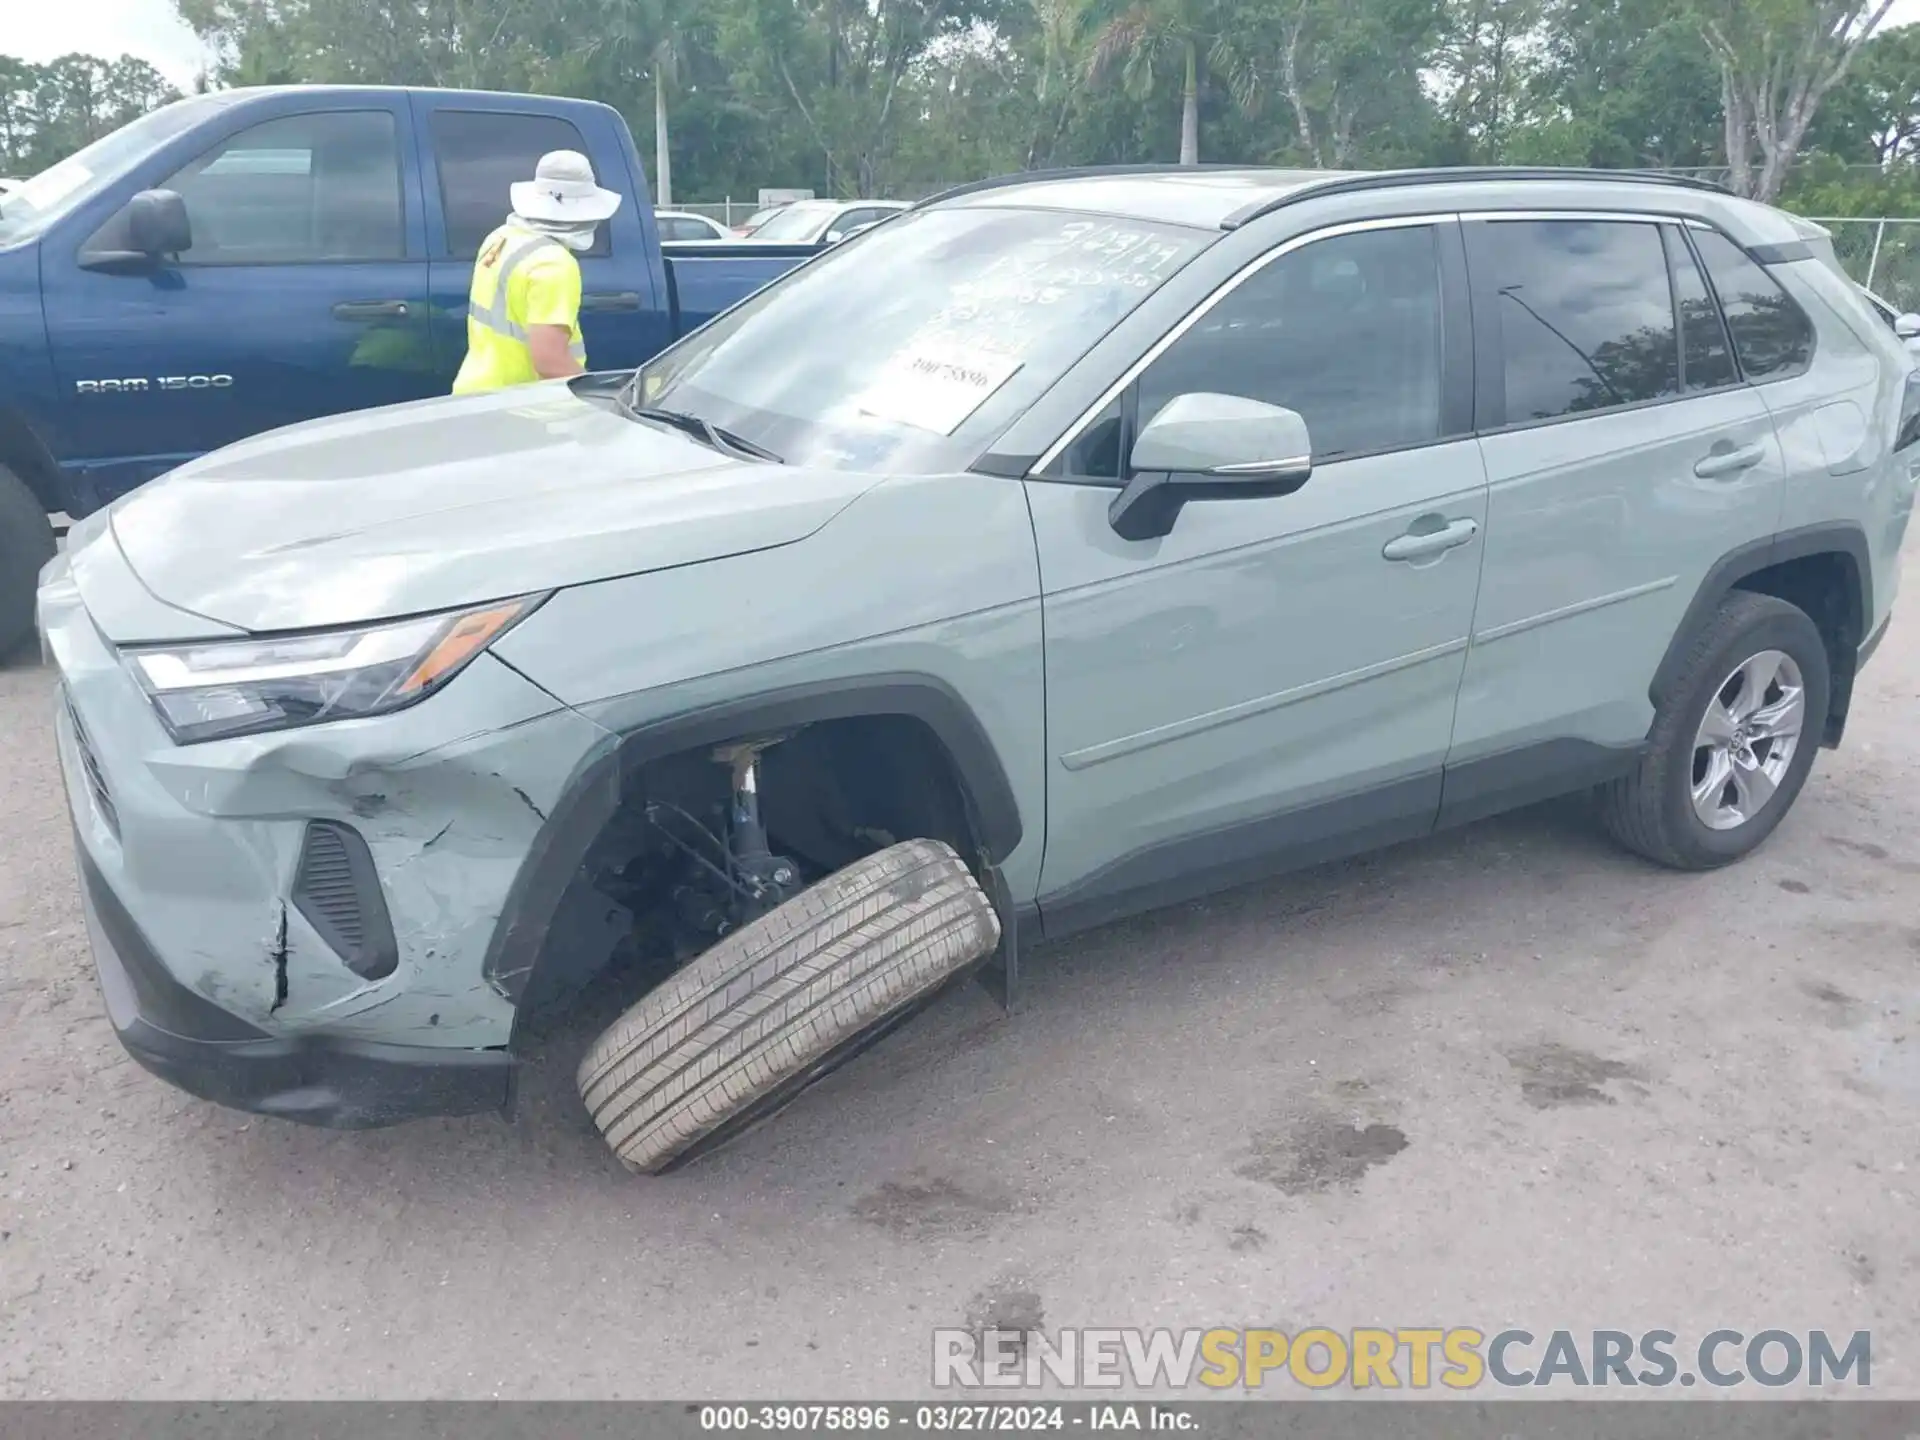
(1083, 0), (1252, 165)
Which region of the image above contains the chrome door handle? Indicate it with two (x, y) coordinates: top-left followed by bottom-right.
(1693, 442), (1767, 479)
(1382, 517), (1479, 562)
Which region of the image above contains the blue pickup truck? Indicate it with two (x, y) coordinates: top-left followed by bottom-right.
(0, 85), (819, 655)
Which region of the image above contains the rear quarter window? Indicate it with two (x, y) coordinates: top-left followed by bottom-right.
(1691, 229), (1815, 380)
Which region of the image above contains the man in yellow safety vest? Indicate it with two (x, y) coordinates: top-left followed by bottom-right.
(451, 150), (624, 395)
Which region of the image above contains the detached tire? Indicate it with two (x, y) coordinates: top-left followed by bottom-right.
(578, 838), (1001, 1173)
(1598, 591), (1830, 870)
(0, 464), (56, 664)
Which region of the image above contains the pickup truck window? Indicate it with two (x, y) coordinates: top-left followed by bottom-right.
(157, 110), (404, 264)
(430, 110), (610, 259)
(0, 93), (231, 246)
(636, 205), (1210, 475)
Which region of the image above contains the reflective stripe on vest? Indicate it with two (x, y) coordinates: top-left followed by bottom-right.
(470, 231), (588, 362)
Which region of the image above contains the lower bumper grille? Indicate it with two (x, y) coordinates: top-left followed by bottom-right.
(64, 690), (120, 838)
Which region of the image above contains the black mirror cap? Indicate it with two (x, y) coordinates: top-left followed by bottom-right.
(127, 189), (191, 256)
(1105, 462), (1312, 542)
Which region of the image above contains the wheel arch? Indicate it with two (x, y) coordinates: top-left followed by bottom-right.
(1651, 524), (1871, 748)
(0, 406), (67, 515)
(484, 673), (1025, 1037)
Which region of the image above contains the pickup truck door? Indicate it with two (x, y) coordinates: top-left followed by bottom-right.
(413, 97), (674, 384)
(41, 96), (435, 504)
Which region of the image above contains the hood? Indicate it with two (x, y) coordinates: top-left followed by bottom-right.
(109, 383), (877, 633)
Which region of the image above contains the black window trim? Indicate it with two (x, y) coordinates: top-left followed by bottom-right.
(1660, 221), (1742, 398)
(1680, 218), (1818, 386)
(1029, 212), (1475, 487)
(123, 106), (411, 270)
(427, 106), (612, 261)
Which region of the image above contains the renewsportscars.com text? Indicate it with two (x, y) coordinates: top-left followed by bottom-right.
(932, 1327), (1872, 1391)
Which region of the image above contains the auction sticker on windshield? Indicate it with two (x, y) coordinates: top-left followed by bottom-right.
(853, 343), (1023, 435)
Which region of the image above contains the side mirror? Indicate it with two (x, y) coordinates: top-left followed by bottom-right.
(128, 189), (192, 256)
(80, 188), (192, 272)
(1896, 312), (1920, 340)
(1109, 393), (1313, 541)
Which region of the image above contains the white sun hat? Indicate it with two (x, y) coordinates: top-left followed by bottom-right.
(510, 150), (624, 224)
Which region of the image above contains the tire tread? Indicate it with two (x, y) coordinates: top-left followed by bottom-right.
(577, 838), (999, 1173)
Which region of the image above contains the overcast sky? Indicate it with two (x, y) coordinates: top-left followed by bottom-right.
(8, 0), (1920, 93)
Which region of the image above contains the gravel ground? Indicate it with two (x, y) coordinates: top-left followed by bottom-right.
(2, 552), (1917, 1401)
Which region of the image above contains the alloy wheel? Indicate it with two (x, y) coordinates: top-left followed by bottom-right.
(1689, 648), (1806, 831)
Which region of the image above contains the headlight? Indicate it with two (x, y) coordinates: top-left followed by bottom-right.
(125, 595), (543, 744)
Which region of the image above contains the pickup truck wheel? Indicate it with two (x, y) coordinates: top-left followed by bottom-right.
(0, 464), (56, 664)
(1598, 591), (1830, 870)
(577, 837), (1001, 1174)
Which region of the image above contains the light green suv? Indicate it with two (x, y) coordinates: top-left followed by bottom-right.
(39, 166), (1919, 1172)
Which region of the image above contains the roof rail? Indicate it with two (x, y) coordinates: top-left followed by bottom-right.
(911, 163), (1261, 212)
(1221, 166), (1731, 229)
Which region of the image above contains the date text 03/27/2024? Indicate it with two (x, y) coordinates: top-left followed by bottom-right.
(698, 1404), (1194, 1431)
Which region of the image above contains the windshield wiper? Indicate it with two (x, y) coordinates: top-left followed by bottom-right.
(614, 391), (783, 463)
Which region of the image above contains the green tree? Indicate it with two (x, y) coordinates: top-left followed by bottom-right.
(1691, 0), (1902, 200)
(1520, 0), (1724, 169)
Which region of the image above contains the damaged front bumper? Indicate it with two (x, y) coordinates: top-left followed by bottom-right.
(76, 844), (512, 1127)
(41, 555), (612, 1129)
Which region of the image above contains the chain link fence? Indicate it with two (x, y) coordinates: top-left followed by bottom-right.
(668, 200), (767, 230)
(1808, 218), (1920, 312)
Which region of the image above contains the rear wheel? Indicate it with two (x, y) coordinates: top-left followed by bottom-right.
(0, 464), (56, 664)
(577, 837), (1001, 1173)
(1599, 591), (1830, 870)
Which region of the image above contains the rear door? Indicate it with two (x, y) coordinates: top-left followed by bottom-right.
(1446, 214), (1785, 809)
(43, 98), (432, 500)
(414, 99), (673, 383)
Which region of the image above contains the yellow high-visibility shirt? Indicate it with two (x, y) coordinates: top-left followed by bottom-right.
(450, 220), (586, 394)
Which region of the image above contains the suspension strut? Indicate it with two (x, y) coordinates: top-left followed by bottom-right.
(714, 740), (801, 920)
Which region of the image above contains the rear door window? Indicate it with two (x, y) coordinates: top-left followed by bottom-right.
(1691, 228), (1815, 380)
(429, 110), (611, 258)
(1471, 219), (1679, 424)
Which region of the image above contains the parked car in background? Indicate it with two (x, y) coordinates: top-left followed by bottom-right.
(748, 198), (909, 244)
(0, 84), (830, 659)
(38, 165), (1916, 1175)
(735, 204), (789, 237)
(1859, 283), (1920, 359)
(656, 208), (733, 243)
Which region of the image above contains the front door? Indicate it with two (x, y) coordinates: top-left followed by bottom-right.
(1026, 218), (1490, 932)
(42, 101), (433, 506)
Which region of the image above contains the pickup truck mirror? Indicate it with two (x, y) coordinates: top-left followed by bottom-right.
(1897, 312), (1920, 341)
(80, 189), (191, 272)
(1109, 393), (1314, 542)
(128, 190), (192, 256)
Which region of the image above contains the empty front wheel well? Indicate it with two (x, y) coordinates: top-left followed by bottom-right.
(1729, 550), (1864, 747)
(503, 711), (1001, 1042)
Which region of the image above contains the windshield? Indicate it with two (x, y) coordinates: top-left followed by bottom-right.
(636, 205), (1211, 474)
(0, 94), (232, 246)
(752, 203), (837, 242)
